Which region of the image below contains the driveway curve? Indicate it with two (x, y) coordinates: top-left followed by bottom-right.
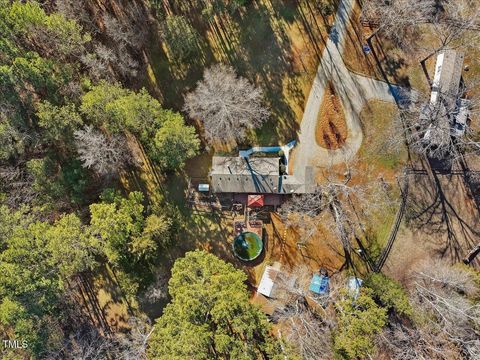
(291, 0), (406, 180)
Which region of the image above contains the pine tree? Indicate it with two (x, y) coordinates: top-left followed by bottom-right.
(148, 250), (284, 359)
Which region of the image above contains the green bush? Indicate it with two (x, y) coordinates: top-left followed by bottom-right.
(334, 288), (387, 359)
(364, 273), (413, 317)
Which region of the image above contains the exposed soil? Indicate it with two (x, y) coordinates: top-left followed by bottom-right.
(195, 212), (344, 291)
(315, 82), (348, 149)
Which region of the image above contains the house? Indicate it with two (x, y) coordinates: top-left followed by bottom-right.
(430, 50), (464, 108)
(209, 155), (315, 195)
(425, 50), (470, 138)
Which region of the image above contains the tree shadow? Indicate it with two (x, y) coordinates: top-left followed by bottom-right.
(405, 159), (480, 265)
(339, 7), (413, 91)
(145, 0), (340, 146)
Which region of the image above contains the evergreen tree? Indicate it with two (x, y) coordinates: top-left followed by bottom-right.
(0, 205), (98, 357)
(162, 15), (202, 62)
(364, 273), (413, 317)
(148, 250), (284, 359)
(153, 114), (200, 170)
(36, 102), (83, 145)
(80, 83), (199, 169)
(333, 288), (387, 359)
(89, 191), (145, 267)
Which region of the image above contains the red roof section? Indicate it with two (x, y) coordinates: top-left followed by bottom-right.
(247, 194), (264, 207)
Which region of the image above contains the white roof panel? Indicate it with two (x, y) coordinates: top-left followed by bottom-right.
(257, 266), (280, 298)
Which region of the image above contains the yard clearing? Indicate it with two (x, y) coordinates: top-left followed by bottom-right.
(144, 0), (338, 148)
(383, 160), (480, 283)
(340, 2), (429, 92)
(358, 99), (406, 175)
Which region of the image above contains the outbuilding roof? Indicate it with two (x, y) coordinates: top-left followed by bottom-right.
(257, 265), (281, 298)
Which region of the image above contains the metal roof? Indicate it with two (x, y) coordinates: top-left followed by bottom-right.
(257, 266), (280, 298)
(211, 156), (279, 176)
(430, 50), (464, 107)
(210, 156), (315, 194)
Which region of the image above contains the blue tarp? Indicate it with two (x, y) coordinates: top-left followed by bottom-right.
(309, 274), (330, 295)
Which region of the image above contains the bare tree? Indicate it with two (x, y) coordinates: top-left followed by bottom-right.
(0, 164), (37, 207)
(423, 0), (480, 56)
(382, 260), (480, 359)
(379, 322), (462, 360)
(115, 317), (154, 360)
(141, 268), (169, 304)
(276, 302), (334, 360)
(80, 44), (115, 81)
(361, 0), (435, 51)
(272, 266), (337, 360)
(55, 0), (97, 33)
(104, 14), (137, 48)
(74, 125), (131, 176)
(396, 83), (480, 160)
(45, 316), (153, 360)
(279, 162), (396, 256)
(99, 14), (142, 79)
(184, 64), (270, 143)
(362, 0), (480, 55)
(44, 326), (114, 360)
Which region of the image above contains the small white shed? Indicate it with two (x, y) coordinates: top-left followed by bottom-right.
(257, 265), (281, 298)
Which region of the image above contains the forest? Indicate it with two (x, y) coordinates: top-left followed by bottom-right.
(1, 0), (479, 359)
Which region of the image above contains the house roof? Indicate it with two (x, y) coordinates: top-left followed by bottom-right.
(211, 156), (279, 176)
(210, 172), (314, 194)
(430, 50), (464, 106)
(210, 156), (315, 194)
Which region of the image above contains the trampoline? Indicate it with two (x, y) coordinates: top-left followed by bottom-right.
(232, 231), (263, 261)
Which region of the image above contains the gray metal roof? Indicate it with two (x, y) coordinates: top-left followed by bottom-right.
(211, 156), (279, 176)
(210, 156), (315, 194)
(431, 50), (464, 107)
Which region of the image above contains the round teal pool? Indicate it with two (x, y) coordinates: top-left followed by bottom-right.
(233, 231), (263, 261)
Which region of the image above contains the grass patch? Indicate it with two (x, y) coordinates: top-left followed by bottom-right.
(363, 205), (397, 263)
(358, 100), (406, 173)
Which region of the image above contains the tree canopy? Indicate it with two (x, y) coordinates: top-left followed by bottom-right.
(333, 288), (388, 359)
(80, 83), (199, 171)
(162, 15), (202, 62)
(0, 205), (97, 357)
(148, 250), (284, 359)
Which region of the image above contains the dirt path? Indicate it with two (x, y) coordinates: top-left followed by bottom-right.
(292, 0), (407, 181)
